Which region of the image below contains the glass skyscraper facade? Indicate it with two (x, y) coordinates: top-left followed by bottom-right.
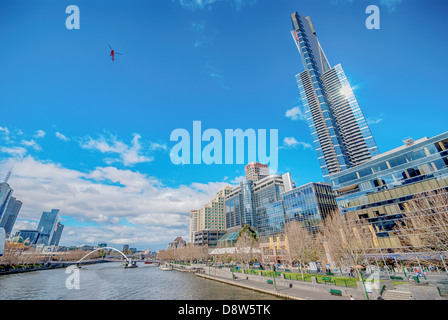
(257, 182), (338, 240)
(37, 209), (60, 246)
(0, 182), (13, 223)
(291, 12), (379, 182)
(331, 132), (448, 249)
(221, 172), (337, 241)
(0, 196), (22, 236)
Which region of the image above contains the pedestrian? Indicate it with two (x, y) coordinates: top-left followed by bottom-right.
(349, 295), (355, 300)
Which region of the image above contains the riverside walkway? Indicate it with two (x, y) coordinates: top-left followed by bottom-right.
(196, 272), (352, 300)
(193, 266), (354, 300)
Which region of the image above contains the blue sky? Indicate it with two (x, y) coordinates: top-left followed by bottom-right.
(0, 0), (447, 250)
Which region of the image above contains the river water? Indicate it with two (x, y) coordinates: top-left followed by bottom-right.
(0, 262), (280, 300)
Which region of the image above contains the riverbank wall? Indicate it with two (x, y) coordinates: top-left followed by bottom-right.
(0, 259), (110, 276)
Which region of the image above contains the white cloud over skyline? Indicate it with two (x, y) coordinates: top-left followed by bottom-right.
(0, 155), (231, 249)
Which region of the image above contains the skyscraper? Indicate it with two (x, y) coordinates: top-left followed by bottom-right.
(36, 209), (59, 245)
(0, 182), (13, 222)
(291, 12), (380, 182)
(0, 197), (22, 236)
(245, 162), (269, 182)
(49, 222), (64, 246)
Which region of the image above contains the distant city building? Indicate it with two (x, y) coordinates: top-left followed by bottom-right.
(225, 173), (294, 231)
(257, 182), (338, 240)
(122, 244), (129, 252)
(0, 196), (22, 236)
(189, 210), (198, 243)
(36, 209), (60, 246)
(193, 230), (226, 247)
(291, 12), (379, 181)
(98, 243), (107, 248)
(15, 230), (40, 245)
(168, 236), (186, 249)
(49, 222), (64, 246)
(331, 131), (448, 249)
(0, 182), (13, 223)
(245, 162), (269, 182)
(195, 186), (233, 232)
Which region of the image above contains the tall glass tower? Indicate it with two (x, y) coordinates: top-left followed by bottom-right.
(291, 12), (380, 182)
(37, 209), (59, 245)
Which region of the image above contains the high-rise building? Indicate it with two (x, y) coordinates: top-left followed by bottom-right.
(189, 209), (198, 243)
(245, 162), (269, 182)
(291, 12), (379, 182)
(0, 197), (22, 236)
(224, 173), (294, 231)
(36, 209), (59, 246)
(49, 222), (64, 246)
(331, 131), (448, 250)
(196, 186), (233, 231)
(15, 230), (40, 245)
(0, 182), (13, 223)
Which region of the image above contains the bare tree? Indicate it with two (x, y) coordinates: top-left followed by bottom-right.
(395, 189), (448, 263)
(235, 226), (259, 274)
(283, 220), (323, 278)
(322, 212), (375, 281)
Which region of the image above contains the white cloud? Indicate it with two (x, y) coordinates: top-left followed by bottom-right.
(285, 106), (307, 121)
(55, 132), (69, 141)
(366, 113), (384, 125)
(34, 130), (46, 139)
(0, 146), (27, 157)
(0, 126), (10, 135)
(80, 133), (153, 167)
(21, 139), (41, 151)
(1, 156), (227, 248)
(282, 137), (313, 150)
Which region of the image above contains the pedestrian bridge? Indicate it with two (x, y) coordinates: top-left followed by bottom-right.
(77, 246), (131, 264)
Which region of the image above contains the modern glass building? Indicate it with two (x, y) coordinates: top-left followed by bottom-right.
(257, 182), (338, 241)
(0, 197), (22, 236)
(331, 131), (448, 249)
(36, 209), (60, 246)
(49, 222), (64, 246)
(15, 230), (40, 245)
(225, 174), (293, 231)
(0, 182), (13, 222)
(291, 12), (379, 182)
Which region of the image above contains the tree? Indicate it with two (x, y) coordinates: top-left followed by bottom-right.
(395, 189), (448, 262)
(322, 212), (375, 282)
(283, 220), (323, 278)
(235, 225), (260, 273)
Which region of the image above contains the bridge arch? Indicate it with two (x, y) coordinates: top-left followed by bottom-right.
(77, 247), (131, 264)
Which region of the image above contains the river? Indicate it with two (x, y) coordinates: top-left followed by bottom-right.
(0, 262), (281, 300)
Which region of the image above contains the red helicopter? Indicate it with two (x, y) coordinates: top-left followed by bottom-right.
(108, 43), (123, 62)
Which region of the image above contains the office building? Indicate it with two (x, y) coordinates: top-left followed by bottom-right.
(257, 182), (338, 240)
(245, 162), (269, 182)
(49, 222), (64, 246)
(193, 230), (226, 247)
(291, 12), (379, 182)
(36, 209), (60, 246)
(0, 182), (13, 223)
(225, 173), (294, 231)
(189, 210), (199, 243)
(196, 186), (233, 232)
(15, 230), (40, 245)
(331, 132), (448, 249)
(0, 197), (22, 236)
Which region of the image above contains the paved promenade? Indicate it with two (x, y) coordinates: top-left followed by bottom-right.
(195, 269), (352, 300)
